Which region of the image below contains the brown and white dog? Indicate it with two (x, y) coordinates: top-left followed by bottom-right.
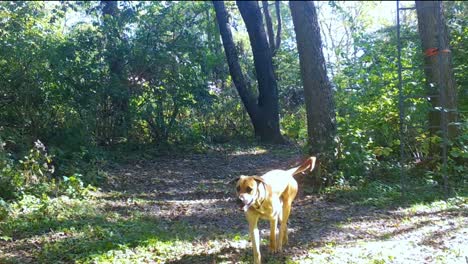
(235, 157), (316, 264)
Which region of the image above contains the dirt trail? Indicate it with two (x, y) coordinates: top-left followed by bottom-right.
(103, 147), (468, 264)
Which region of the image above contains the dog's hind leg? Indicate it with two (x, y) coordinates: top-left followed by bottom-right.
(279, 184), (298, 249)
(278, 203), (290, 249)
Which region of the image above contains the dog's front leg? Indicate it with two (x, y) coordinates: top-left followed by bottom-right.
(269, 217), (278, 252)
(247, 213), (261, 264)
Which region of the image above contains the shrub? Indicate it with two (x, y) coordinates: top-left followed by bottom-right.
(0, 139), (94, 202)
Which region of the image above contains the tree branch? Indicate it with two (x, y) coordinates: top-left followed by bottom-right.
(274, 0), (281, 55)
(262, 1), (275, 54)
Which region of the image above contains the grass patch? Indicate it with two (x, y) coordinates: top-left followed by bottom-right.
(1, 191), (260, 263)
(323, 179), (468, 208)
(0, 193), (204, 263)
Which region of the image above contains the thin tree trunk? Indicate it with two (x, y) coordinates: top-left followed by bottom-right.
(261, 1), (282, 56)
(274, 1), (281, 56)
(212, 1), (258, 120)
(262, 1), (276, 53)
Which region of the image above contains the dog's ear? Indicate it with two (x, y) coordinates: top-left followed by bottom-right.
(252, 176), (266, 184)
(229, 177), (240, 184)
(292, 156), (317, 176)
(229, 175), (243, 184)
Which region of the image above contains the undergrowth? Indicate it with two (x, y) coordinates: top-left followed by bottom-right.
(323, 177), (468, 209)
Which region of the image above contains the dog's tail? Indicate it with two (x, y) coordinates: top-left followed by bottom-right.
(292, 156), (316, 176)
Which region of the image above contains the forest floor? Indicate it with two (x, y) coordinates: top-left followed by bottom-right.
(1, 145), (467, 263)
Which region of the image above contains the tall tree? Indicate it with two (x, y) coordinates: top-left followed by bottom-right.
(415, 1), (459, 143)
(99, 1), (130, 145)
(289, 1), (337, 186)
(213, 1), (283, 143)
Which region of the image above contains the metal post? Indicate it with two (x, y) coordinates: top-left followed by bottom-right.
(396, 0), (406, 199)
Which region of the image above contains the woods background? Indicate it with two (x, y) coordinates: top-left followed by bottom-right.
(0, 1), (466, 207)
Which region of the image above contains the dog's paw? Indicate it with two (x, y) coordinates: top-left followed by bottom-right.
(269, 244), (278, 253)
(269, 244), (283, 253)
(281, 232), (289, 245)
(268, 245), (275, 253)
(277, 244), (283, 252)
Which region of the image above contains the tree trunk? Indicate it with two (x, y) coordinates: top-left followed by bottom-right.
(289, 1), (337, 190)
(100, 1), (129, 145)
(274, 1), (282, 56)
(415, 1), (459, 144)
(262, 1), (276, 54)
(213, 1), (283, 143)
(212, 1), (258, 123)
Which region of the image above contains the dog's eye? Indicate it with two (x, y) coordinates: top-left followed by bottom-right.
(236, 186), (240, 192)
(246, 186), (253, 193)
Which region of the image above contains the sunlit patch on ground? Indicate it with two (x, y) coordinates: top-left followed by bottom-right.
(228, 147), (269, 156)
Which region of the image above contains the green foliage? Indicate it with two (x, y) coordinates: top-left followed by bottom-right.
(0, 1), (466, 194)
(332, 23), (424, 178)
(324, 177), (467, 208)
(0, 139), (93, 202)
(0, 150), (20, 200)
(0, 192), (204, 263)
(281, 109), (307, 143)
(313, 1), (468, 192)
(445, 1), (468, 114)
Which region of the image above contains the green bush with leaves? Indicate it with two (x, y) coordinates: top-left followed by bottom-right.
(0, 139), (93, 202)
(0, 152), (20, 200)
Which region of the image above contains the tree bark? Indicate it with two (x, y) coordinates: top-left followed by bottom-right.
(415, 1), (459, 142)
(289, 1), (337, 189)
(213, 1), (283, 143)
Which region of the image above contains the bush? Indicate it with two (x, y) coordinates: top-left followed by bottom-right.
(0, 139), (94, 202)
(281, 108), (307, 144)
(0, 139), (22, 200)
(0, 198), (9, 221)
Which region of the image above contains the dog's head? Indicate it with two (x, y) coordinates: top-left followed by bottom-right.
(234, 176), (264, 212)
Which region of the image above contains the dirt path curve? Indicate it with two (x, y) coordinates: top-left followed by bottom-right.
(102, 146), (467, 264)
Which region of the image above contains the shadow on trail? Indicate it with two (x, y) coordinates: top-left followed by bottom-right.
(166, 246), (250, 264)
(104, 149), (302, 200)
